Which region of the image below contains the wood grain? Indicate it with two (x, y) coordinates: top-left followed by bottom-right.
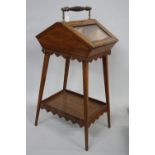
(102, 56), (111, 128)
(63, 58), (70, 90)
(36, 19), (118, 62)
(35, 53), (50, 126)
(41, 90), (107, 127)
(82, 62), (89, 151)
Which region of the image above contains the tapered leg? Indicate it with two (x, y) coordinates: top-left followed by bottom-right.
(35, 53), (50, 126)
(63, 58), (70, 90)
(82, 61), (89, 151)
(102, 56), (111, 128)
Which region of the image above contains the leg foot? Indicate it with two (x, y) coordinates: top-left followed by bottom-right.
(107, 110), (111, 128)
(85, 126), (89, 151)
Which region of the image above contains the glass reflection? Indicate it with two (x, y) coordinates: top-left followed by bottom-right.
(74, 24), (109, 42)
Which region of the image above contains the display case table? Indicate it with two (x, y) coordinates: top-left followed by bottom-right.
(34, 6), (118, 151)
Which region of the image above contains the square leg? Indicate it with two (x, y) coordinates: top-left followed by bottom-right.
(102, 56), (111, 128)
(63, 58), (70, 90)
(35, 53), (50, 126)
(82, 61), (89, 151)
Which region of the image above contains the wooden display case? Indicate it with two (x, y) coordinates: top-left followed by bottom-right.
(35, 6), (118, 151)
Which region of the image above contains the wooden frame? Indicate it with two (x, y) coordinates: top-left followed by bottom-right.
(35, 53), (111, 151)
(35, 17), (117, 151)
(36, 19), (118, 62)
(63, 19), (118, 48)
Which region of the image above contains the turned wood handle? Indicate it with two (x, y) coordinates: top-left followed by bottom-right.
(61, 6), (92, 20)
(61, 6), (91, 12)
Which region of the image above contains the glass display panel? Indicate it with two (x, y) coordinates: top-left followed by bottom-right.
(73, 24), (109, 42)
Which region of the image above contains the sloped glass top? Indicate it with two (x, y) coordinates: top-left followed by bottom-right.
(73, 24), (109, 42)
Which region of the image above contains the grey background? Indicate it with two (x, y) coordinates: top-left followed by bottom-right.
(27, 0), (129, 155)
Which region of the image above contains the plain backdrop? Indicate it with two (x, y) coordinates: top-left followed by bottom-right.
(26, 0), (129, 155)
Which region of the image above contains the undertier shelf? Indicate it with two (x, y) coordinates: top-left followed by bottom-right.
(41, 90), (108, 127)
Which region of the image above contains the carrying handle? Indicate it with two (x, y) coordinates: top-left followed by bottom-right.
(61, 6), (92, 21)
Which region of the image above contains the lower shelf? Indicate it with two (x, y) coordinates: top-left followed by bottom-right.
(41, 89), (108, 127)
